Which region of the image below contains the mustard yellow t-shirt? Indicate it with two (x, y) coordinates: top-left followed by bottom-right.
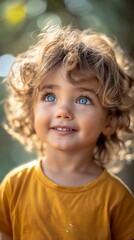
(0, 160), (134, 240)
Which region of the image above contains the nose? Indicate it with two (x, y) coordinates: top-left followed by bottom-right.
(55, 103), (74, 120)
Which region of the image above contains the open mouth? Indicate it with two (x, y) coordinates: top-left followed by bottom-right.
(51, 126), (77, 134)
(53, 127), (74, 132)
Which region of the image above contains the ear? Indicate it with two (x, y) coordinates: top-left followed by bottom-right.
(102, 116), (117, 137)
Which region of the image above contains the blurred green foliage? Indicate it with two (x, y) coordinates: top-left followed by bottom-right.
(0, 0), (134, 192)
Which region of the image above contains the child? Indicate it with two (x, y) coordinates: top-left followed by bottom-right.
(0, 25), (134, 240)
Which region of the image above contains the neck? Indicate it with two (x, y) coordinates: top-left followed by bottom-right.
(42, 145), (97, 173)
(41, 146), (103, 187)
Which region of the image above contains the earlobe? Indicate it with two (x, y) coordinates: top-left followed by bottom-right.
(102, 117), (117, 137)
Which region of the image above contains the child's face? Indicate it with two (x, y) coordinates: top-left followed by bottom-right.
(33, 65), (109, 154)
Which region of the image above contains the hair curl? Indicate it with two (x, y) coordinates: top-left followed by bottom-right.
(4, 25), (134, 167)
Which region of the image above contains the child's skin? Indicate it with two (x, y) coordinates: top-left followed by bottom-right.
(33, 64), (113, 186)
(1, 26), (134, 239)
(0, 65), (114, 240)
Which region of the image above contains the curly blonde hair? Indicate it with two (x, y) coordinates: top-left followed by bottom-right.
(4, 25), (134, 166)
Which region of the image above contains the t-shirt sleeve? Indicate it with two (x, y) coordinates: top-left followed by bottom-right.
(111, 187), (134, 240)
(0, 175), (13, 236)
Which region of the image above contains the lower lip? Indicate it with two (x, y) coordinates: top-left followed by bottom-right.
(50, 129), (77, 136)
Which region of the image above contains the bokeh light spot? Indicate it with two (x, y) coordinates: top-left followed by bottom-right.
(26, 0), (47, 17)
(37, 13), (62, 29)
(0, 54), (15, 77)
(4, 2), (27, 25)
(64, 0), (92, 16)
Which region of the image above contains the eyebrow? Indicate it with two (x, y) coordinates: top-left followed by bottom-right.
(40, 84), (97, 92)
(40, 84), (59, 91)
(39, 84), (99, 98)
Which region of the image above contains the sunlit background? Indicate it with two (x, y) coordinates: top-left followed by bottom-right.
(0, 0), (134, 193)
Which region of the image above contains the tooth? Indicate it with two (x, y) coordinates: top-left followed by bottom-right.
(54, 127), (73, 131)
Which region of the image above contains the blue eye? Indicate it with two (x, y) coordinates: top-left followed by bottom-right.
(77, 96), (91, 105)
(45, 94), (56, 102)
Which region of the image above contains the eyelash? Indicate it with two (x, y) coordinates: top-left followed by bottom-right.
(41, 91), (56, 101)
(77, 94), (93, 104)
(40, 91), (94, 105)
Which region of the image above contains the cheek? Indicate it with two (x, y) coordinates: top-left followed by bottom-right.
(33, 105), (49, 134)
(80, 111), (106, 132)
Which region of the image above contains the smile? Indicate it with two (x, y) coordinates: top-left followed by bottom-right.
(53, 127), (73, 132)
(51, 126), (77, 134)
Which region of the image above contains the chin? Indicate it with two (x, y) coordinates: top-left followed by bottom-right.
(51, 143), (76, 152)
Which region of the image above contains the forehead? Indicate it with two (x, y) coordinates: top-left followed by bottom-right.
(39, 64), (99, 91)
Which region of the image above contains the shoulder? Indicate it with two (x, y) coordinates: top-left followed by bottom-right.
(0, 160), (39, 190)
(104, 172), (134, 239)
(105, 170), (133, 196)
(101, 170), (134, 211)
